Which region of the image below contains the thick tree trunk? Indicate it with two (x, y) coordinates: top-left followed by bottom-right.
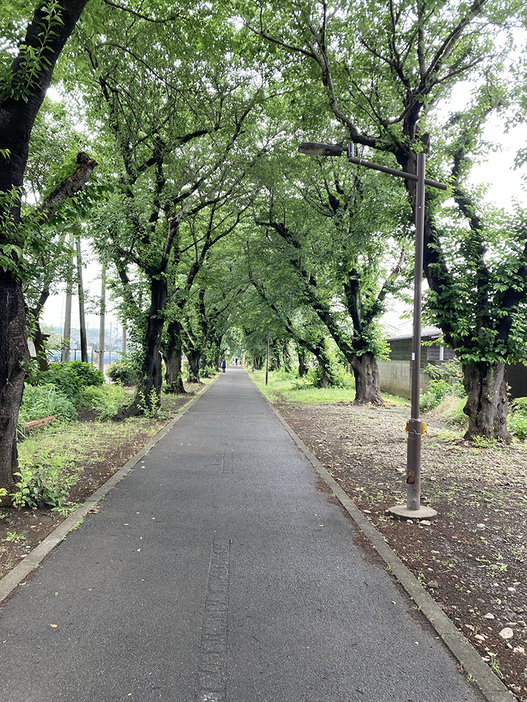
(164, 348), (185, 392)
(0, 0), (91, 499)
(462, 362), (511, 443)
(186, 349), (201, 384)
(297, 345), (308, 377)
(126, 278), (166, 415)
(351, 352), (383, 405)
(0, 274), (29, 505)
(163, 319), (185, 394)
(312, 339), (334, 389)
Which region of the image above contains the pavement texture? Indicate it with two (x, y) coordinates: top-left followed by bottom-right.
(0, 368), (492, 701)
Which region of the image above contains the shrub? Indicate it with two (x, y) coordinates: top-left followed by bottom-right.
(107, 360), (138, 386)
(509, 397), (527, 440)
(30, 361), (104, 405)
(60, 360), (104, 388)
(420, 361), (465, 413)
(12, 453), (75, 510)
(200, 364), (217, 378)
(19, 384), (77, 424)
(81, 385), (128, 420)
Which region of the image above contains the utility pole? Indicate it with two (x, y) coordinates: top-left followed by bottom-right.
(265, 328), (270, 385)
(76, 236), (88, 363)
(62, 245), (74, 363)
(99, 264), (106, 372)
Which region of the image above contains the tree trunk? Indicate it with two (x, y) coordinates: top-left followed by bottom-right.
(186, 349), (201, 384)
(297, 345), (308, 377)
(126, 277), (166, 415)
(351, 352), (383, 405)
(163, 319), (185, 394)
(462, 362), (511, 443)
(164, 347), (185, 392)
(0, 273), (29, 505)
(282, 341), (292, 372)
(33, 321), (50, 372)
(0, 0), (91, 500)
(312, 338), (334, 388)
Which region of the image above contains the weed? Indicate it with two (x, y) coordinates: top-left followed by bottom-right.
(18, 384), (77, 425)
(436, 429), (461, 442)
(5, 531), (26, 543)
(138, 388), (161, 418)
(81, 385), (127, 420)
(489, 654), (503, 678)
(472, 436), (498, 449)
(11, 452), (76, 510)
(54, 503), (80, 517)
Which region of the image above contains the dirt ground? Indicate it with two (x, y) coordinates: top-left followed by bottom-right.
(277, 399), (527, 701)
(1, 394), (526, 700)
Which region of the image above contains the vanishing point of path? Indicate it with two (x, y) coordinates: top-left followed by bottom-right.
(0, 368), (485, 701)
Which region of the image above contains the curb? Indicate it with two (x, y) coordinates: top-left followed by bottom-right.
(0, 377), (218, 607)
(253, 380), (517, 702)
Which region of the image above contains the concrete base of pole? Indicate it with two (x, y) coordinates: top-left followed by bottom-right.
(387, 504), (438, 521)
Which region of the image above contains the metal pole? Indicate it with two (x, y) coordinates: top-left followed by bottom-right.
(347, 154), (446, 191)
(76, 236), (88, 363)
(265, 328), (270, 385)
(99, 264), (106, 372)
(406, 152), (426, 510)
(298, 140), (442, 519)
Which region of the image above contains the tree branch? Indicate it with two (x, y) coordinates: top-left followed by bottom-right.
(35, 152), (98, 224)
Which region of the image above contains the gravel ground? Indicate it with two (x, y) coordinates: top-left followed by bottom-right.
(277, 399), (527, 701)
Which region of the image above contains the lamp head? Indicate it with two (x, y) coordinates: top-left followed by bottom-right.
(298, 142), (344, 157)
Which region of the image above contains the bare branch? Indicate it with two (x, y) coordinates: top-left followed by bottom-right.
(102, 0), (183, 24)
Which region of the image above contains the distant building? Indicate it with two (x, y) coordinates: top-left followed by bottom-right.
(379, 327), (527, 400)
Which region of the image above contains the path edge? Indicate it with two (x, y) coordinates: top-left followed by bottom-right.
(251, 378), (517, 702)
(0, 377), (219, 606)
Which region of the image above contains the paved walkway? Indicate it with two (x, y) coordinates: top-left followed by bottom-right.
(1, 368), (485, 701)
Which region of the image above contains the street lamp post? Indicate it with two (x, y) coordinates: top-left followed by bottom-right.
(298, 142), (447, 519)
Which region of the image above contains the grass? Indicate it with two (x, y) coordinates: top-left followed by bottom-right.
(250, 368), (410, 407)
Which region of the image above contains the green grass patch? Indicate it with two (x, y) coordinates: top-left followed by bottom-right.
(250, 369), (410, 406)
(250, 369), (354, 404)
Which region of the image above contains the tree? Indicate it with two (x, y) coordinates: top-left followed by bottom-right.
(242, 0), (522, 435)
(249, 150), (411, 401)
(0, 0), (91, 503)
(424, 106), (527, 442)
(75, 2), (268, 412)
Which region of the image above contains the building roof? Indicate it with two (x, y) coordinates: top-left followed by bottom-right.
(386, 327), (442, 342)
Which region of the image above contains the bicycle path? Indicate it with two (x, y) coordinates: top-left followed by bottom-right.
(0, 368), (486, 701)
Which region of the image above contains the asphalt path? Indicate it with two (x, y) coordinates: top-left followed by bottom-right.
(0, 367), (485, 701)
